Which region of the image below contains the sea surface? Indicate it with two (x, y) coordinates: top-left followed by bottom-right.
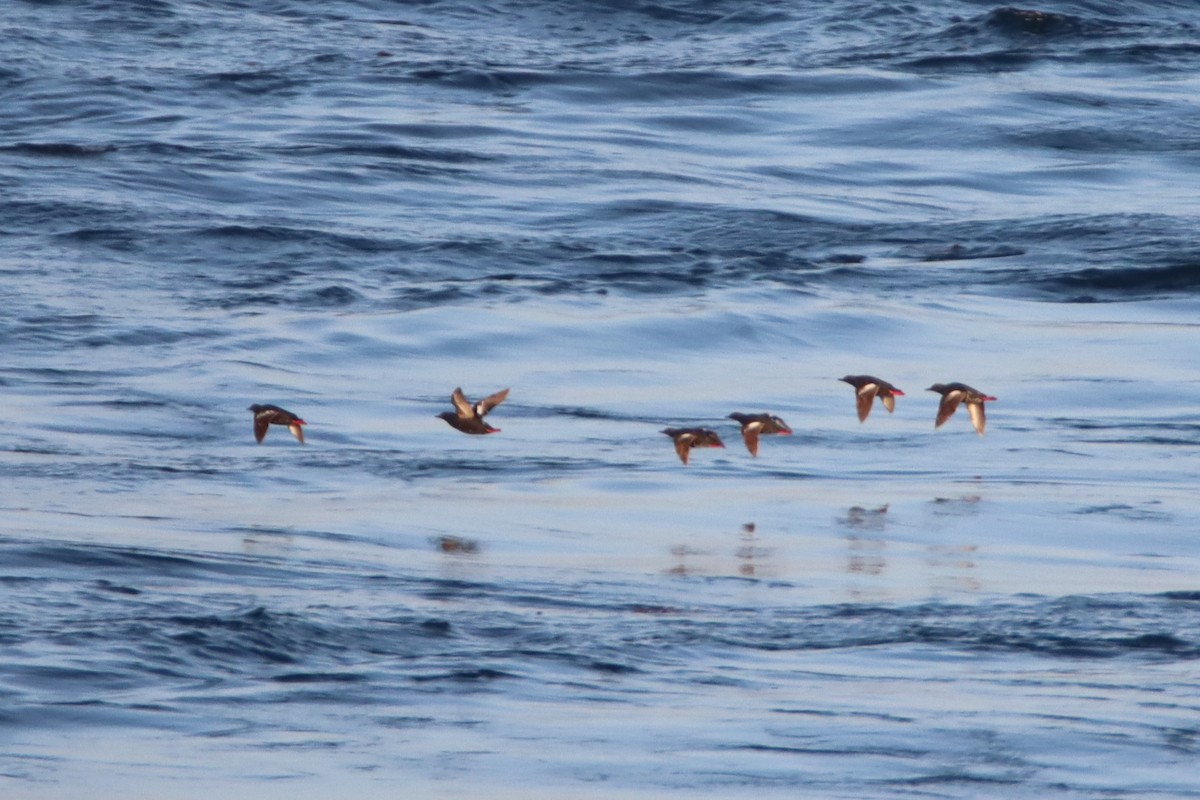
(2, 0), (1200, 797)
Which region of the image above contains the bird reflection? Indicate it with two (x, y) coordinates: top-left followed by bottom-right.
(930, 495), (983, 516)
(666, 543), (703, 577)
(735, 522), (767, 577)
(926, 495), (983, 592)
(927, 543), (980, 593)
(432, 535), (481, 554)
(839, 505), (889, 580)
(666, 522), (773, 578)
(241, 528), (295, 556)
(839, 504), (889, 532)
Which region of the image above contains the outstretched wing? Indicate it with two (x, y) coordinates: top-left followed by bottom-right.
(741, 421), (762, 457)
(855, 383), (879, 422)
(934, 391), (964, 428)
(253, 415), (269, 443)
(475, 387), (510, 417)
(288, 422), (305, 444)
(450, 387), (473, 418)
(673, 433), (693, 465)
(966, 401), (986, 436)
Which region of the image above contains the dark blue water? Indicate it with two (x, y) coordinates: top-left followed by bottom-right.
(3, 1), (1200, 797)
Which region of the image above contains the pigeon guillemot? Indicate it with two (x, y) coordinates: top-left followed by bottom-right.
(927, 383), (996, 435)
(437, 387), (510, 434)
(839, 375), (904, 422)
(661, 427), (725, 465)
(248, 404), (306, 444)
(727, 412), (792, 457)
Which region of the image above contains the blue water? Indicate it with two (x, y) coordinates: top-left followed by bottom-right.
(3, 1), (1200, 797)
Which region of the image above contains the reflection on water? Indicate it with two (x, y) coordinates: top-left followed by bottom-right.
(839, 504), (890, 532)
(833, 501), (987, 598)
(925, 495), (983, 592)
(665, 523), (774, 578)
(839, 504), (888, 578)
(433, 535), (481, 554)
(838, 505), (889, 601)
(735, 522), (769, 578)
(432, 534), (486, 586)
(666, 543), (703, 577)
(930, 494), (983, 516)
(239, 525), (295, 557)
(844, 536), (887, 577)
(927, 543), (981, 595)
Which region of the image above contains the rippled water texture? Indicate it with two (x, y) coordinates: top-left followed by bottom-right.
(2, 0), (1200, 797)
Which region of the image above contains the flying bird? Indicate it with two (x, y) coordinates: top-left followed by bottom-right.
(248, 404), (306, 444)
(661, 427), (725, 465)
(437, 387), (510, 434)
(839, 375), (904, 422)
(927, 383), (997, 436)
(727, 412), (792, 457)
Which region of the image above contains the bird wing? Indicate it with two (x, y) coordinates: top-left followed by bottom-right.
(741, 421), (762, 457)
(855, 383), (879, 422)
(967, 401), (987, 436)
(450, 387), (473, 418)
(253, 416), (269, 443)
(673, 433), (693, 465)
(475, 387), (510, 417)
(935, 391), (964, 428)
(288, 423), (305, 444)
(879, 392), (896, 413)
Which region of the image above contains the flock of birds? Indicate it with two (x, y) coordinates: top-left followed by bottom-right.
(248, 375), (998, 466)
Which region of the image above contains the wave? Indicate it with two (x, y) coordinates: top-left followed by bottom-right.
(3, 561), (1196, 703)
(1035, 262), (1200, 300)
(871, 5), (1190, 73)
(1, 142), (118, 157)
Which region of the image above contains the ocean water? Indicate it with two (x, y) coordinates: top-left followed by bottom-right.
(2, 0), (1200, 797)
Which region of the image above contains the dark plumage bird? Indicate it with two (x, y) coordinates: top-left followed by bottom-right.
(727, 412), (792, 457)
(661, 427), (725, 465)
(839, 375), (904, 422)
(248, 404), (306, 444)
(437, 387), (510, 434)
(927, 382), (997, 436)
